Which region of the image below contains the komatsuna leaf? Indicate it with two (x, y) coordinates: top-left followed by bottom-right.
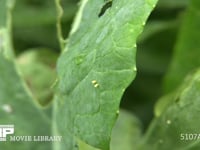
(74, 110), (142, 150)
(139, 68), (200, 150)
(0, 1), (51, 149)
(110, 110), (142, 150)
(163, 0), (200, 93)
(0, 54), (52, 150)
(156, 0), (200, 117)
(54, 0), (158, 149)
(17, 48), (58, 106)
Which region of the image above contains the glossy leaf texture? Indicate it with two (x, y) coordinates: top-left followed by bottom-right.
(54, 0), (158, 149)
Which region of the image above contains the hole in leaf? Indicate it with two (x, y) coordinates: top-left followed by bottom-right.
(98, 0), (113, 17)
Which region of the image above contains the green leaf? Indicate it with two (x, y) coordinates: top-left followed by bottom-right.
(0, 54), (51, 149)
(12, 0), (60, 52)
(110, 110), (142, 150)
(140, 68), (200, 150)
(54, 0), (157, 149)
(157, 0), (189, 9)
(0, 1), (51, 149)
(12, 0), (78, 52)
(146, 2), (200, 148)
(17, 48), (58, 106)
(164, 0), (200, 93)
(74, 110), (142, 150)
(0, 0), (15, 59)
(13, 0), (77, 27)
(13, 0), (56, 27)
(0, 0), (6, 27)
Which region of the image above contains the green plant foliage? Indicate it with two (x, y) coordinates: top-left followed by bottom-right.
(155, 0), (200, 118)
(0, 53), (51, 150)
(144, 0), (200, 149)
(54, 0), (157, 149)
(140, 69), (200, 150)
(164, 0), (200, 93)
(17, 48), (58, 106)
(0, 0), (14, 59)
(0, 1), (51, 149)
(2, 0), (200, 149)
(110, 110), (142, 150)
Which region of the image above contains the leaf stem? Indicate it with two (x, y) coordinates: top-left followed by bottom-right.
(55, 0), (67, 52)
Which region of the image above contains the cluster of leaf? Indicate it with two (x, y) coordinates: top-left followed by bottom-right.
(1, 0), (200, 150)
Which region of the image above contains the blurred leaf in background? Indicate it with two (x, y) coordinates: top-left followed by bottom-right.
(0, 1), (51, 149)
(17, 48), (58, 106)
(121, 0), (189, 130)
(13, 0), (78, 53)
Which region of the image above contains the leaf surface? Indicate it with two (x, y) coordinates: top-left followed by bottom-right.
(54, 0), (157, 149)
(141, 69), (200, 150)
(110, 110), (142, 150)
(0, 54), (52, 150)
(0, 1), (51, 149)
(164, 0), (200, 93)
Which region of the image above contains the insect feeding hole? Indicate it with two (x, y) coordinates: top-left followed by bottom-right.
(98, 0), (113, 17)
